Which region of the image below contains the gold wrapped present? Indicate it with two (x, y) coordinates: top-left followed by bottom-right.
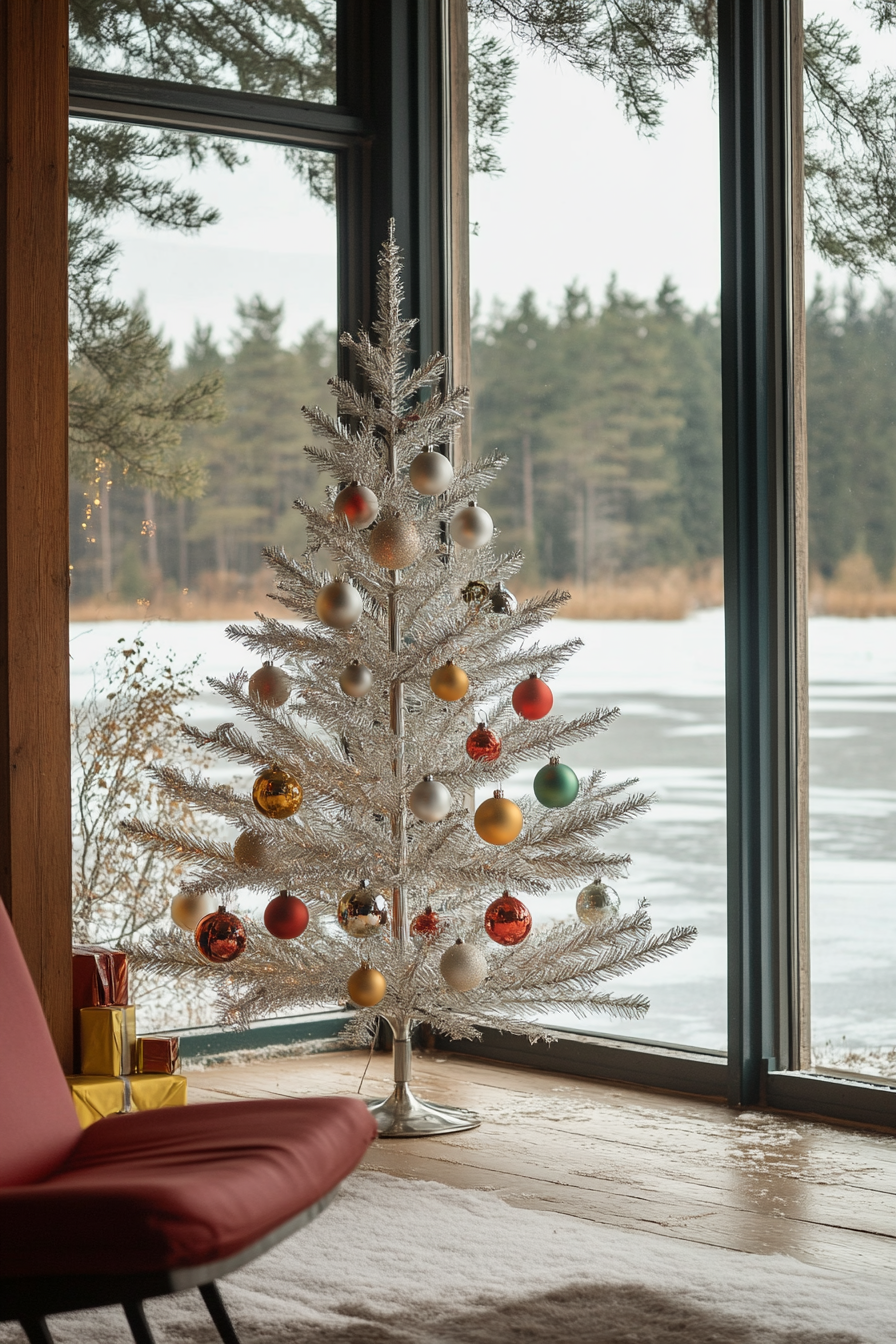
(80, 1005), (137, 1076)
(66, 1074), (188, 1128)
(136, 1036), (180, 1074)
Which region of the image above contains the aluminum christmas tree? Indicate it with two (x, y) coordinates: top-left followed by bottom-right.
(126, 226), (696, 1135)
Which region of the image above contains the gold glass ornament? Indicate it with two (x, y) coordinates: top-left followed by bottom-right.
(252, 767), (303, 819)
(409, 446), (455, 495)
(315, 579), (363, 628)
(368, 513), (422, 570)
(170, 891), (216, 933)
(337, 880), (389, 938)
(248, 662), (291, 707)
(233, 830), (266, 868)
(474, 790), (523, 845)
(429, 660), (469, 701)
(440, 939), (488, 991)
(347, 962), (387, 1007)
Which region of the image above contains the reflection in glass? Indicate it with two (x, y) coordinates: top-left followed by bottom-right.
(70, 0), (337, 102)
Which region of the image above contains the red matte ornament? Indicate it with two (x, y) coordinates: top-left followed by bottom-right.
(484, 892), (532, 946)
(194, 906), (247, 963)
(264, 891), (310, 940)
(466, 722), (501, 763)
(512, 674), (553, 721)
(410, 906), (442, 938)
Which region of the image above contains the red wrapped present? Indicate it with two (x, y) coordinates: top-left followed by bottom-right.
(136, 1036), (180, 1075)
(72, 945), (129, 1071)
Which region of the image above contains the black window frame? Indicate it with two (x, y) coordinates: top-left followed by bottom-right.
(68, 0), (896, 1132)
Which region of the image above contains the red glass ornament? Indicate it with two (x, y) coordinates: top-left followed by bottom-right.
(466, 722), (501, 763)
(333, 481), (378, 529)
(484, 892), (532, 946)
(194, 906), (247, 963)
(264, 891), (310, 940)
(410, 906), (442, 938)
(512, 674), (553, 721)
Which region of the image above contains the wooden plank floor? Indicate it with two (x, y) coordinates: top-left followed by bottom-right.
(186, 1048), (896, 1275)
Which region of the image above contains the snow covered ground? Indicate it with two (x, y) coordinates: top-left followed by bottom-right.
(70, 609), (896, 1061)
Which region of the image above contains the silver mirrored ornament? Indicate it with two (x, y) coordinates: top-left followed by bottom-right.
(575, 880), (620, 926)
(337, 880), (389, 939)
(488, 582), (517, 615)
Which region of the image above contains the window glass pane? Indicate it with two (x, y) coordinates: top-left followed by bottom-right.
(69, 119), (337, 1030)
(69, 0), (337, 103)
(469, 27), (726, 1051)
(803, 4), (896, 1083)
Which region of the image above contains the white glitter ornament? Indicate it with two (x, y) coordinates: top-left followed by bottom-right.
(440, 939), (488, 991)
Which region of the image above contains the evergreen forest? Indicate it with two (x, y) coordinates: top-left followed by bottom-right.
(68, 277), (896, 610)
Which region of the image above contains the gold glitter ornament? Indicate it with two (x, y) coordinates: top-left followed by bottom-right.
(233, 830), (267, 868)
(368, 513), (422, 570)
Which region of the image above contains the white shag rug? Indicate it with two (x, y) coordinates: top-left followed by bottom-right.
(3, 1171), (891, 1343)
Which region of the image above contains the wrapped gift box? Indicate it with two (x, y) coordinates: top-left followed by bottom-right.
(72, 945), (129, 1071)
(80, 1005), (137, 1076)
(136, 1036), (180, 1074)
(66, 1074), (187, 1128)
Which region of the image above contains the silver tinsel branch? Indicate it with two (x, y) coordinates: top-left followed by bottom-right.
(124, 222), (696, 1041)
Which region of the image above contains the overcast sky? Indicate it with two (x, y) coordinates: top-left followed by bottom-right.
(102, 5), (895, 357)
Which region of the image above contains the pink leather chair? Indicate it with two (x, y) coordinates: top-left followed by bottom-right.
(0, 902), (377, 1343)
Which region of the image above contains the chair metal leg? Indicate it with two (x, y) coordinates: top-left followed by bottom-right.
(199, 1281), (242, 1344)
(18, 1319), (54, 1344)
(123, 1300), (158, 1344)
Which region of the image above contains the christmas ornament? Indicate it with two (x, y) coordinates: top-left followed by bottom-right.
(474, 790), (523, 845)
(533, 758), (579, 809)
(316, 579), (362, 628)
(488, 582), (518, 615)
(233, 830), (266, 868)
(512, 674), (553, 721)
(466, 722), (502, 763)
(264, 891), (310, 939)
(576, 880), (621, 926)
(248, 662), (291, 708)
(252, 767), (303, 819)
(408, 775), (452, 823)
(450, 501), (493, 550)
(334, 481), (379, 529)
(410, 905), (442, 938)
(337, 880), (389, 938)
(194, 906), (247, 963)
(368, 512), (421, 569)
(429, 660), (469, 701)
(461, 579), (490, 608)
(339, 660), (373, 698)
(170, 891), (216, 933)
(347, 962), (387, 1007)
(409, 446), (454, 495)
(484, 892), (532, 946)
(440, 939), (488, 991)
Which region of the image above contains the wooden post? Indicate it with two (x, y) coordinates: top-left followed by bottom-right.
(0, 0), (72, 1067)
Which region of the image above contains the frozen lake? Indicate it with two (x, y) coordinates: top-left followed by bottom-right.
(70, 609), (896, 1059)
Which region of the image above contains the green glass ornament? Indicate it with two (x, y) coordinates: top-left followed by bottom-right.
(533, 757), (579, 808)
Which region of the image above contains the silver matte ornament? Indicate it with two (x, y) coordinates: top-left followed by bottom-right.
(339, 660), (373, 698)
(334, 481), (380, 529)
(315, 579), (363, 628)
(450, 501), (493, 550)
(337, 880), (389, 939)
(368, 513), (422, 569)
(248, 662), (291, 707)
(408, 774), (452, 822)
(170, 891), (216, 932)
(440, 939), (488, 991)
(576, 880), (621, 926)
(409, 447), (455, 496)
